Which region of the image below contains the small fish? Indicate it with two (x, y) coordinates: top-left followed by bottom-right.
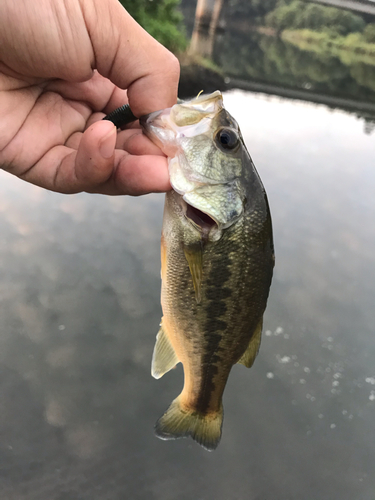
(141, 91), (274, 451)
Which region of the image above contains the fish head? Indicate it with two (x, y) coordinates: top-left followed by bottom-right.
(141, 91), (250, 241)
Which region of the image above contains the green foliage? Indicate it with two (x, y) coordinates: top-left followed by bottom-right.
(119, 0), (187, 52)
(345, 32), (363, 46)
(350, 62), (375, 92)
(210, 24), (375, 102)
(265, 1), (303, 31)
(320, 27), (340, 39)
(282, 29), (375, 67)
(363, 24), (375, 44)
(266, 0), (365, 36)
(227, 0), (279, 20)
(213, 28), (361, 95)
(321, 7), (365, 35)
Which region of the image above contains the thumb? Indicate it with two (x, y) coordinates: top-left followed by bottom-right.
(81, 0), (180, 116)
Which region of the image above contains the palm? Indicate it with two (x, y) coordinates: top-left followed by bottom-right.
(0, 0), (179, 195)
(0, 72), (170, 195)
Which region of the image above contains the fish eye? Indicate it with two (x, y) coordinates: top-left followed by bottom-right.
(215, 128), (239, 151)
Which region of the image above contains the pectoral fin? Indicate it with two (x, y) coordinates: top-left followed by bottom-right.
(152, 321), (180, 379)
(237, 318), (263, 368)
(183, 244), (203, 304)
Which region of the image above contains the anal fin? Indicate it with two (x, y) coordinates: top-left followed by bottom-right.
(237, 318), (263, 368)
(151, 320), (180, 379)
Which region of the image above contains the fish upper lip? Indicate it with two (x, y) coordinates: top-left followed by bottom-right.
(139, 115), (147, 127)
(139, 113), (155, 128)
(139, 112), (161, 136)
(139, 109), (168, 129)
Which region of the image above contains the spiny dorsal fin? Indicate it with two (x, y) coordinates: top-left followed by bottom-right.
(237, 318), (263, 368)
(151, 321), (179, 379)
(183, 244), (203, 304)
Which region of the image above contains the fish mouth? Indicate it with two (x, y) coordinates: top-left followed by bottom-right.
(185, 203), (217, 231)
(140, 110), (160, 128)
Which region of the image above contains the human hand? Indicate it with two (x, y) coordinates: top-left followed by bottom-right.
(0, 0), (180, 195)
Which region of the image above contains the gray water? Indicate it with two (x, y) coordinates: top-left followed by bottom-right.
(1, 90), (374, 499)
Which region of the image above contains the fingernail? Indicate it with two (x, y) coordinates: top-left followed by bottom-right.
(99, 125), (116, 159)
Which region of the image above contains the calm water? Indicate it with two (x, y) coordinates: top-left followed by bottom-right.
(1, 11), (375, 500)
(1, 91), (374, 499)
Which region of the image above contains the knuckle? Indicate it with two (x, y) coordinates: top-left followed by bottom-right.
(163, 52), (180, 80)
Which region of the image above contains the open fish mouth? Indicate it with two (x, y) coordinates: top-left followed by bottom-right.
(185, 202), (217, 231)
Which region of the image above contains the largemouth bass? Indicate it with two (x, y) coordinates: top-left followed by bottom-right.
(141, 91), (274, 451)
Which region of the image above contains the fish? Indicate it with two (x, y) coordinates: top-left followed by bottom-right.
(140, 91), (274, 451)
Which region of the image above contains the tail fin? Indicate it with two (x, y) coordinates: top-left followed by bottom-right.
(154, 397), (223, 451)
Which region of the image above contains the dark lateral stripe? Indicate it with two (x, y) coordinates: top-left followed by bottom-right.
(195, 248), (233, 414)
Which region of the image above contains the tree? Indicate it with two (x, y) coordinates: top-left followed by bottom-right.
(120, 0), (187, 52)
(265, 0), (366, 36)
(363, 23), (375, 43)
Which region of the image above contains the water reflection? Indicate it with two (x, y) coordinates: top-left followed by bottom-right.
(212, 30), (375, 104)
(189, 0), (224, 57)
(0, 90), (374, 499)
(183, 0), (375, 126)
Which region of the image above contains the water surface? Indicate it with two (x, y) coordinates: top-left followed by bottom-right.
(1, 90), (374, 499)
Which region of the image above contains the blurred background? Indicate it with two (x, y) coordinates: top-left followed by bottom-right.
(1, 1), (375, 499)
